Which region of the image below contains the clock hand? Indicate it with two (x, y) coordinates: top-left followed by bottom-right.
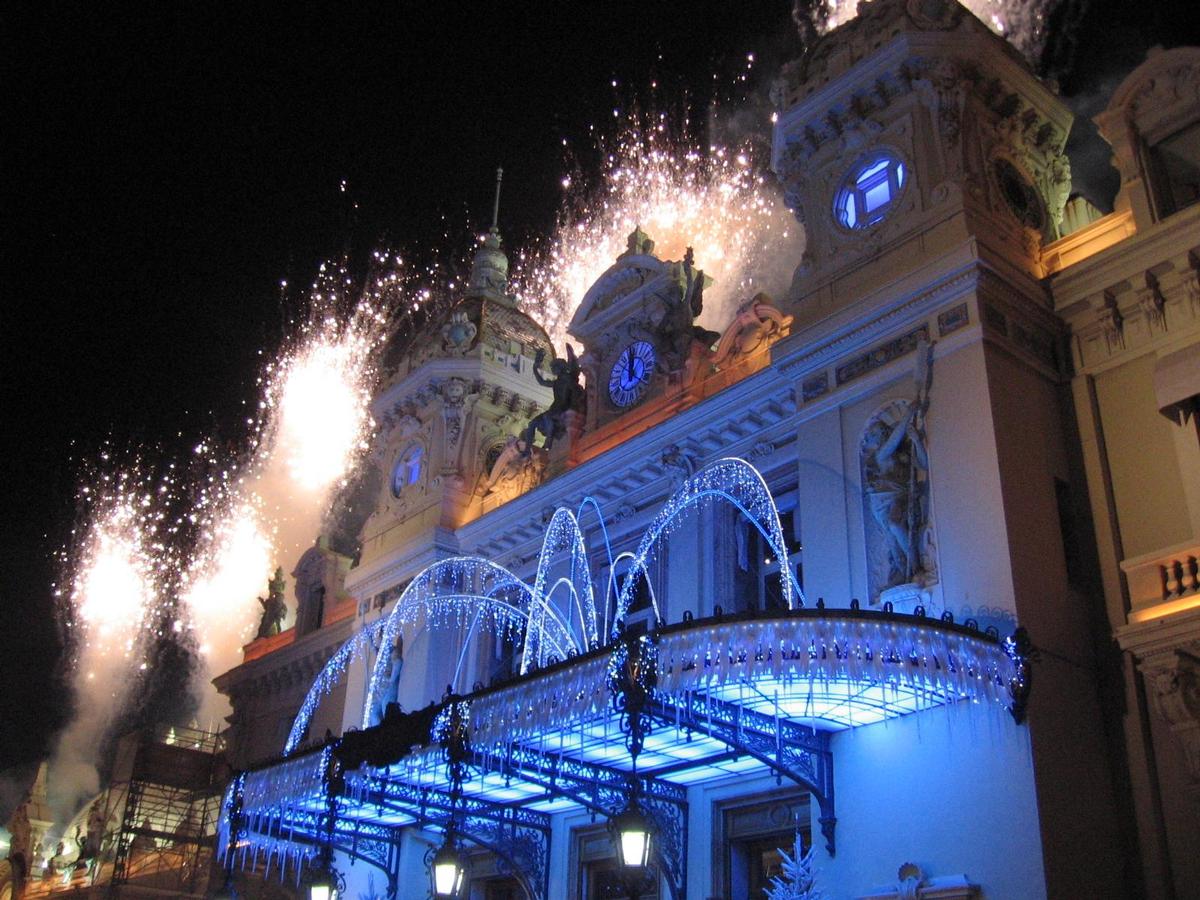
(627, 351), (636, 382)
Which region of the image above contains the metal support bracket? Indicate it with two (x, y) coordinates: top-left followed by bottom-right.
(649, 691), (837, 855)
(475, 741), (689, 899)
(349, 775), (551, 900)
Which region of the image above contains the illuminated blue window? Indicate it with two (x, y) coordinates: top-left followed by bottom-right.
(391, 445), (423, 496)
(835, 153), (906, 229)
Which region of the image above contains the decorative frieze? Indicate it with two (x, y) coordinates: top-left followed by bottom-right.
(801, 371), (830, 403)
(835, 325), (929, 386)
(936, 303), (969, 336)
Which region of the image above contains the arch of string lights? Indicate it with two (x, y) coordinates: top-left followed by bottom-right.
(282, 457), (797, 747)
(284, 457), (1020, 758)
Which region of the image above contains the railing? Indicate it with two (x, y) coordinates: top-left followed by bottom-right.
(1122, 540), (1200, 623)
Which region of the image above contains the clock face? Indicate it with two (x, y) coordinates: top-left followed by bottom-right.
(608, 341), (656, 408)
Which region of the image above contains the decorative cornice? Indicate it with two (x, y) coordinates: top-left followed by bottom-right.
(214, 618), (353, 698)
(774, 264), (978, 379)
(461, 370), (796, 560)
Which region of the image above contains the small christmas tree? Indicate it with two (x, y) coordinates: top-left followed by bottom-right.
(765, 833), (823, 900)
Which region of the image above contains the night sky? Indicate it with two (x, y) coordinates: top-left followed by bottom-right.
(3, 0), (1196, 770)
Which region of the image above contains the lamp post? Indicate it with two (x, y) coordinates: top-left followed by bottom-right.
(430, 697), (471, 898)
(306, 748), (346, 900)
(606, 634), (658, 900)
(431, 831), (467, 898)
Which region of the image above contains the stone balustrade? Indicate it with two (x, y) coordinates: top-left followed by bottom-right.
(1123, 540), (1200, 623)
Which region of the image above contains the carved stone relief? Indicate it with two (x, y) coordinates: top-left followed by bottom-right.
(1141, 649), (1200, 799)
(660, 444), (698, 488)
(859, 342), (938, 605)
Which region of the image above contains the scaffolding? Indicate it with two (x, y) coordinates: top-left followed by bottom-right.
(104, 725), (225, 898)
(17, 725), (226, 900)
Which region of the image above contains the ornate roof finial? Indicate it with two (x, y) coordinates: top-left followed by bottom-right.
(490, 166), (504, 235)
(621, 225), (655, 258)
(468, 166), (512, 304)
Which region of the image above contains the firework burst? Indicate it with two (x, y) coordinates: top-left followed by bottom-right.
(512, 113), (804, 348)
(178, 269), (390, 708)
(64, 467), (168, 682)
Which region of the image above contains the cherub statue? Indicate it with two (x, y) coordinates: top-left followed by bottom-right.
(255, 567), (288, 639)
(521, 345), (584, 456)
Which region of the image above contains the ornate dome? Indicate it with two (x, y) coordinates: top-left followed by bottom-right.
(381, 239), (555, 382)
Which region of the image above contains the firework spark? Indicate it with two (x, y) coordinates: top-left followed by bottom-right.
(68, 476), (162, 681)
(178, 271), (388, 719)
(512, 116), (804, 348)
(48, 462), (173, 825)
(816, 0), (1052, 61)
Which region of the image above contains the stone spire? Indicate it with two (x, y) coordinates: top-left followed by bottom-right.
(467, 167), (512, 304)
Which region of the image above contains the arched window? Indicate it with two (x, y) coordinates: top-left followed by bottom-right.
(834, 152), (907, 229)
(391, 445), (424, 497)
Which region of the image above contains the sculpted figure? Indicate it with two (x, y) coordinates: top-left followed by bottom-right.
(863, 405), (928, 585)
(711, 293), (792, 367)
(255, 567), (288, 639)
(660, 444), (697, 489)
(861, 340), (936, 594)
(484, 435), (543, 497)
(656, 247), (720, 380)
(81, 797), (107, 862)
(8, 800), (31, 870)
(521, 345), (584, 456)
(369, 635), (404, 726)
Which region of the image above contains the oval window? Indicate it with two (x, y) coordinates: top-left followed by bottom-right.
(992, 158), (1045, 230)
(834, 153), (907, 229)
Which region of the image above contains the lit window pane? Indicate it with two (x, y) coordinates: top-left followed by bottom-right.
(834, 153), (905, 230)
(841, 195), (857, 227)
(863, 181), (891, 212)
(856, 158), (890, 184)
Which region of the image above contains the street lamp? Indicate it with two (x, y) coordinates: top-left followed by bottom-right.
(611, 799), (652, 868)
(305, 863), (344, 900)
(606, 633), (660, 898)
(430, 698), (471, 898)
(431, 833), (467, 897)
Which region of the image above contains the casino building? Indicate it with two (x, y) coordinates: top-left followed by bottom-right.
(207, 2), (1200, 898)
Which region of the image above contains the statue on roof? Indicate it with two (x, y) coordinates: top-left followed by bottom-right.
(656, 247), (720, 383)
(81, 797), (108, 865)
(8, 798), (31, 871)
(521, 345), (585, 456)
(255, 567), (288, 639)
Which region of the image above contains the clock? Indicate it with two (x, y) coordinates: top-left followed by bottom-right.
(608, 341), (656, 407)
